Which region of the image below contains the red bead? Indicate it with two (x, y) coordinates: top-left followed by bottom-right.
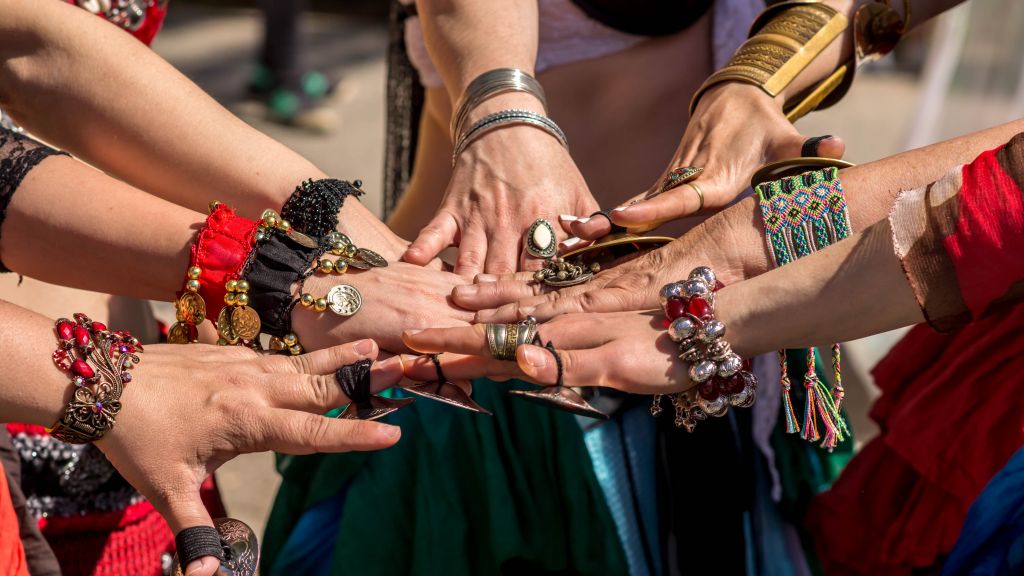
(665, 298), (687, 320)
(71, 359), (95, 379)
(714, 280), (725, 291)
(685, 297), (712, 320)
(52, 349), (72, 370)
(73, 326), (91, 347)
(92, 322), (107, 332)
(698, 379), (721, 401)
(721, 374), (745, 395)
(57, 320), (74, 341)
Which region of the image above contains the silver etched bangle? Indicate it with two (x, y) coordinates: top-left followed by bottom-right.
(450, 68), (548, 142)
(451, 109), (568, 165)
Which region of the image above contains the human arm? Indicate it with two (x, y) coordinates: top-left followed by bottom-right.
(461, 117), (1024, 322)
(401, 0), (599, 276)
(0, 299), (403, 576)
(570, 0), (970, 239)
(0, 0), (405, 258)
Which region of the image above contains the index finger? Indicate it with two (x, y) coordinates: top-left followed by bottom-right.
(266, 355), (405, 412)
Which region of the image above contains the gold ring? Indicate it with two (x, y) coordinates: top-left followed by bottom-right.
(687, 182), (705, 212)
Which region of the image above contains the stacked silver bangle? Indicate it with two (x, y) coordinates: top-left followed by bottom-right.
(450, 68), (567, 165)
(450, 67), (548, 142)
(652, 266), (758, 431)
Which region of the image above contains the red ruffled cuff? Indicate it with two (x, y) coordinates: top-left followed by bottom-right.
(188, 205), (258, 323)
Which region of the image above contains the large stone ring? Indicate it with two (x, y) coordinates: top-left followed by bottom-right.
(526, 218), (557, 258)
(658, 166), (703, 193)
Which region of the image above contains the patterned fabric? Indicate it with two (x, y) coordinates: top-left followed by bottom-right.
(757, 167), (852, 267)
(0, 459), (30, 576)
(890, 134), (1024, 332)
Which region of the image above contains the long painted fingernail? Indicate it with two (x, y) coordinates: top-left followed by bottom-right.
(454, 285), (478, 297)
(612, 206), (629, 212)
(185, 558), (214, 576)
(353, 339), (375, 356)
(521, 346), (548, 373)
(558, 214), (578, 222)
(475, 274), (498, 283)
(562, 237), (582, 248)
(576, 217), (591, 224)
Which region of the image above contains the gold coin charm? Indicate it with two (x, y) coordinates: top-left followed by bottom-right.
(176, 292), (207, 324)
(355, 248), (388, 268)
(216, 308), (238, 345)
(167, 322), (198, 344)
(326, 284), (363, 317)
(231, 306), (262, 342)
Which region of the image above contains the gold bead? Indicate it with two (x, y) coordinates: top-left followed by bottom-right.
(216, 338), (228, 346)
(236, 280), (250, 293)
(224, 292), (236, 305)
(261, 209), (277, 221)
(300, 293), (315, 307)
(283, 333), (298, 346)
(225, 279), (238, 292)
(185, 279), (201, 292)
(187, 266), (202, 280)
(268, 337), (286, 351)
(314, 298), (328, 312)
(279, 220), (292, 233)
(344, 245), (357, 257)
(208, 201), (221, 213)
(318, 259), (334, 274)
(236, 293), (250, 306)
(334, 260), (348, 274)
(264, 215), (278, 229)
(331, 241), (346, 255)
(289, 344), (303, 356)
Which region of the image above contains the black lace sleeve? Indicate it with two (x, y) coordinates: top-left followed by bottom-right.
(0, 126), (69, 272)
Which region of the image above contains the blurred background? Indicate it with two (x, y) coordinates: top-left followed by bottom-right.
(150, 0), (1024, 538)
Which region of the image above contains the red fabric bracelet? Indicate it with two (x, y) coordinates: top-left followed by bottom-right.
(189, 205), (259, 323)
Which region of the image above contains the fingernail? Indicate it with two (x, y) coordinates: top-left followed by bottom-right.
(558, 214), (578, 222)
(353, 339), (375, 356)
(577, 217), (591, 224)
(381, 425), (402, 440)
(521, 346), (548, 373)
(562, 237), (582, 248)
(475, 274), (498, 283)
(612, 206), (629, 212)
(403, 329), (423, 338)
(454, 285), (478, 297)
(185, 558), (214, 576)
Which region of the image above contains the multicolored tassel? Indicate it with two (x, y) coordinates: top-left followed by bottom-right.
(779, 349), (800, 434)
(831, 343), (845, 412)
(801, 348), (821, 442)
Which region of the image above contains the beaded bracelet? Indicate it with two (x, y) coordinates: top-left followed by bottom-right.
(281, 178), (364, 238)
(650, 267), (757, 432)
(756, 167), (851, 449)
(49, 314), (142, 444)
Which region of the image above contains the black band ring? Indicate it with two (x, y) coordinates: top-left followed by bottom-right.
(801, 135), (833, 158)
(336, 358), (373, 409)
(430, 354), (447, 382)
(176, 526), (224, 567)
(542, 341), (564, 387)
(589, 209), (627, 235)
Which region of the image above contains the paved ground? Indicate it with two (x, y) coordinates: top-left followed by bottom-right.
(151, 0), (1023, 543)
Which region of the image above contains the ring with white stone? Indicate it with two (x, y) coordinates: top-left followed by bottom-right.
(526, 218), (557, 259)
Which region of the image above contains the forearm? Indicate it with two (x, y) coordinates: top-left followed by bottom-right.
(689, 117), (1024, 283)
(0, 300), (73, 427)
(1, 155), (197, 300)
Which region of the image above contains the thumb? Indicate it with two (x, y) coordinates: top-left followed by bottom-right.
(403, 212), (458, 265)
(157, 482), (221, 576)
(182, 557), (220, 576)
(769, 130), (846, 160)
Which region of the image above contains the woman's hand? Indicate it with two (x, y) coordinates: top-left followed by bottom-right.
(566, 84), (845, 240)
(403, 125), (599, 277)
(293, 262), (476, 353)
(97, 340), (403, 576)
(399, 310), (690, 395)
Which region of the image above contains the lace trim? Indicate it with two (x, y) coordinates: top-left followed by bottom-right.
(0, 126), (69, 272)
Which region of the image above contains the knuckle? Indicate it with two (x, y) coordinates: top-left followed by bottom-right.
(302, 416), (335, 451)
(311, 375), (334, 408)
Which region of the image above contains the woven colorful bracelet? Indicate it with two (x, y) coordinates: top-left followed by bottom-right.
(756, 167), (852, 450)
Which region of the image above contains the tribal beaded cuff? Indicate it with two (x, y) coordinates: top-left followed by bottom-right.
(281, 178), (364, 238)
(49, 314), (142, 444)
(650, 267), (757, 432)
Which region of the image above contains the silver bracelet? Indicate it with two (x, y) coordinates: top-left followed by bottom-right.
(450, 68), (548, 142)
(451, 109), (568, 166)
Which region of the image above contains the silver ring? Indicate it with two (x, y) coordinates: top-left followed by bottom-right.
(516, 317), (539, 347)
(486, 324), (512, 360)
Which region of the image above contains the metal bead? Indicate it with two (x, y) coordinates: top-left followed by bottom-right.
(236, 280), (250, 293)
(709, 340), (732, 360)
(698, 394), (730, 417)
(332, 242), (346, 255)
(236, 293), (250, 307)
(688, 359), (717, 383)
(279, 220), (292, 233)
(261, 209), (278, 221)
(728, 383), (756, 408)
(702, 319), (726, 342)
(283, 333), (298, 346)
(314, 298), (328, 312)
(334, 260), (348, 274)
(353, 179), (363, 188)
(344, 245), (357, 257)
(688, 266), (717, 289)
(187, 266), (202, 280)
(288, 344), (303, 356)
(264, 215), (278, 229)
(659, 282), (684, 306)
(224, 292), (236, 305)
(717, 354), (743, 378)
(319, 259), (334, 274)
(208, 201), (222, 213)
(225, 279), (239, 293)
(668, 317), (697, 342)
(556, 271), (567, 280)
(682, 279), (710, 299)
(589, 262), (601, 273)
(185, 279), (201, 292)
(216, 338), (228, 346)
(300, 293), (315, 307)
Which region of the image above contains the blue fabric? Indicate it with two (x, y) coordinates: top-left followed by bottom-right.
(943, 447), (1024, 576)
(271, 489), (347, 574)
